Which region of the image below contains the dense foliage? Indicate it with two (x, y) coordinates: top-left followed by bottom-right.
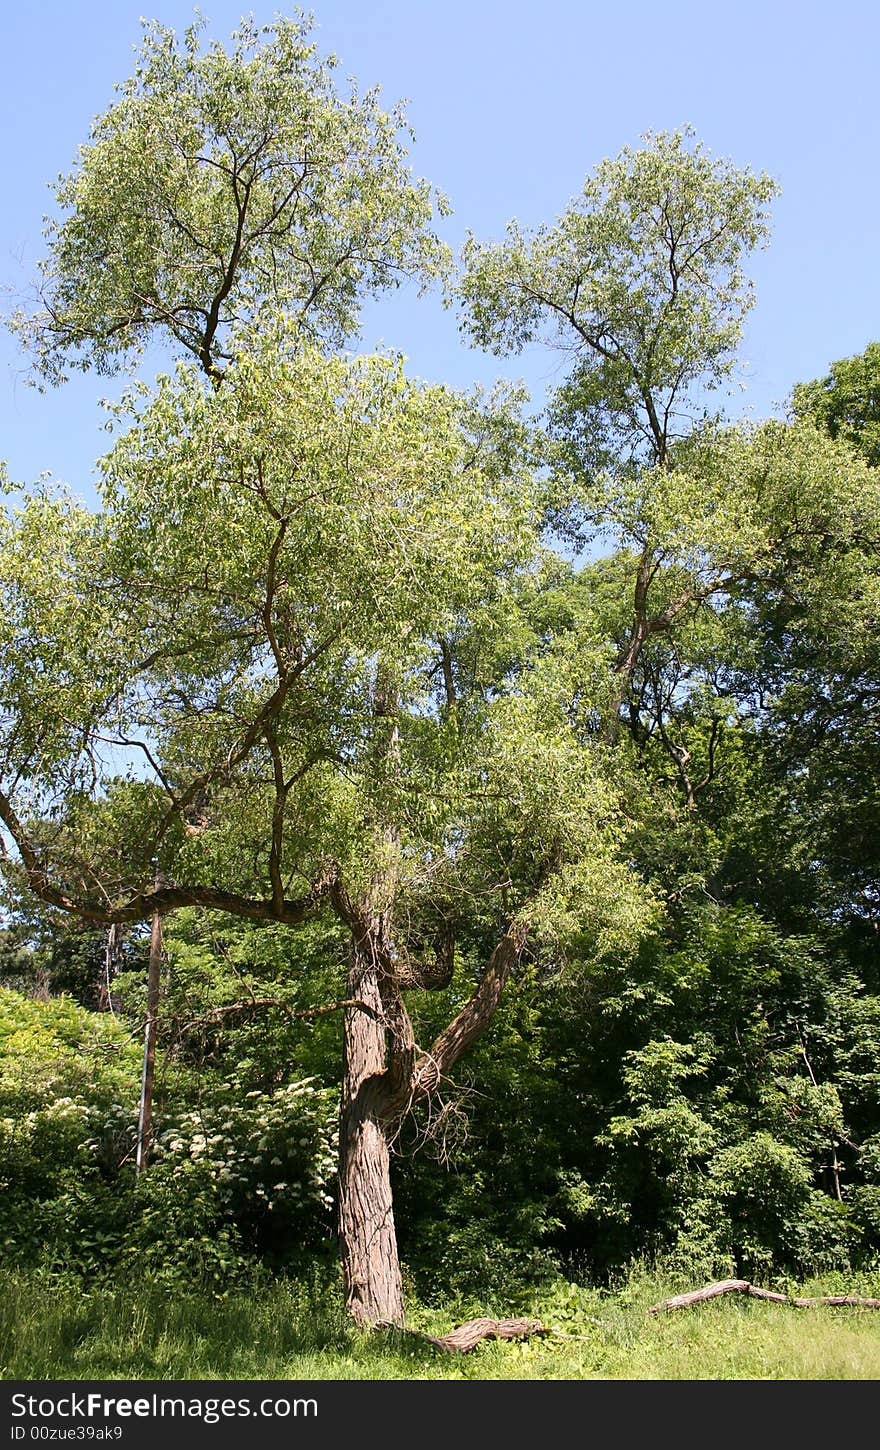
(1, 13), (878, 1316)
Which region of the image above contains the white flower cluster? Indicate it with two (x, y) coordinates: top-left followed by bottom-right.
(45, 1095), (90, 1119)
(153, 1078), (338, 1217)
(1, 1094), (95, 1150)
(83, 1101), (138, 1163)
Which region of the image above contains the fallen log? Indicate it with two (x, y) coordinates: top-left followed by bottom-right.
(429, 1316), (552, 1352)
(649, 1279), (880, 1315)
(377, 1316), (553, 1353)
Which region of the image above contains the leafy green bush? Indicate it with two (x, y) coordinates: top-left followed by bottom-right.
(129, 1078), (338, 1285)
(696, 1133), (853, 1276)
(0, 987), (141, 1266)
(0, 987), (337, 1288)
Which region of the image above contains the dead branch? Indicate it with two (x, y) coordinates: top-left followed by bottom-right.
(173, 996), (384, 1037)
(379, 1317), (553, 1353)
(648, 1279), (880, 1314)
(429, 1317), (551, 1352)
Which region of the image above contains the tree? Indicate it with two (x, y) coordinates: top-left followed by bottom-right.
(12, 14), (449, 385)
(792, 341), (880, 467)
(459, 128), (776, 476)
(3, 19), (576, 1323)
(459, 130), (783, 733)
(0, 325), (645, 1321)
(732, 344), (880, 939)
(8, 18), (874, 1322)
(456, 137), (880, 1278)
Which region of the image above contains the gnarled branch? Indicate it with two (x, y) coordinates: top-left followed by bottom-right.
(413, 916), (531, 1097)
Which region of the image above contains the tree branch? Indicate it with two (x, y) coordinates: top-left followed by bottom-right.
(0, 782), (334, 926)
(413, 915), (531, 1096)
(174, 995), (384, 1037)
(649, 1280), (880, 1314)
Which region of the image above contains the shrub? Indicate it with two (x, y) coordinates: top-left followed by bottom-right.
(0, 987), (338, 1287)
(703, 1132), (854, 1275)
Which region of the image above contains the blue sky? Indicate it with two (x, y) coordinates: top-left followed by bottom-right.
(2, 0), (879, 501)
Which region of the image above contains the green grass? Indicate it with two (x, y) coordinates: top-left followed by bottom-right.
(3, 1266), (880, 1380)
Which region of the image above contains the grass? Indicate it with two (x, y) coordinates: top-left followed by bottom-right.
(2, 1265), (880, 1380)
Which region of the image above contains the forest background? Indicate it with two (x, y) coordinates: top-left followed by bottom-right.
(1, 0), (879, 1376)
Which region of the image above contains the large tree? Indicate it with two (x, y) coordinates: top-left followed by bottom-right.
(459, 129), (783, 733)
(459, 127), (777, 477)
(10, 22), (874, 1324)
(0, 330), (641, 1323)
(1, 19), (485, 1323)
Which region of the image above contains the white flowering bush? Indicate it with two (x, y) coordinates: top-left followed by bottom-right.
(1, 988), (339, 1286)
(114, 1077), (338, 1287)
(156, 1081), (336, 1233)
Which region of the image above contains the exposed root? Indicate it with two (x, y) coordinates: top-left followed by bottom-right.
(649, 1278), (880, 1315)
(377, 1316), (553, 1353)
(427, 1317), (552, 1352)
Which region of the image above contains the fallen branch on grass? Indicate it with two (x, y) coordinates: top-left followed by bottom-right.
(428, 1317), (552, 1352)
(378, 1317), (551, 1353)
(648, 1279), (880, 1315)
(379, 1316), (605, 1353)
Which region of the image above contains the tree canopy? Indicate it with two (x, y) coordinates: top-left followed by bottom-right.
(792, 340), (880, 468)
(13, 14), (448, 384)
(459, 127), (777, 474)
(2, 16), (879, 1330)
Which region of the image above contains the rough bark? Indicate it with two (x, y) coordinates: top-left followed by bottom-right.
(427, 1317), (551, 1352)
(334, 907), (540, 1326)
(383, 1317), (551, 1352)
(337, 931), (405, 1327)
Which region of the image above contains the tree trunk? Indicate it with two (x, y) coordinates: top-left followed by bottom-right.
(337, 934), (405, 1327)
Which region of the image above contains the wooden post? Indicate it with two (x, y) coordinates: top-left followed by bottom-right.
(135, 904), (163, 1178)
(99, 922), (122, 1014)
